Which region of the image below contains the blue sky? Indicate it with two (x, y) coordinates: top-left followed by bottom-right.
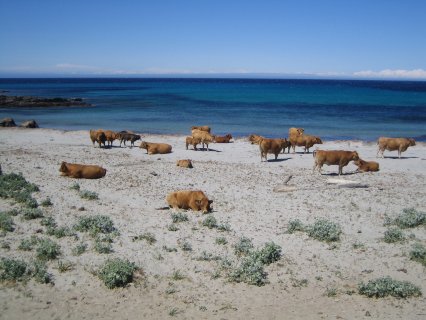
(1, 0), (425, 79)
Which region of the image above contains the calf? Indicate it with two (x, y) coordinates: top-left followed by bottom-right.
(259, 138), (288, 161)
(185, 136), (201, 150)
(59, 162), (106, 179)
(291, 135), (323, 153)
(118, 131), (141, 147)
(354, 159), (380, 172)
(377, 137), (416, 158)
(313, 150), (359, 175)
(176, 159), (193, 168)
(166, 190), (213, 213)
(214, 134), (233, 143)
(89, 129), (106, 148)
(139, 141), (172, 154)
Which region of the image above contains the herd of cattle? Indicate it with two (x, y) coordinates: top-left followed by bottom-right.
(58, 126), (417, 212)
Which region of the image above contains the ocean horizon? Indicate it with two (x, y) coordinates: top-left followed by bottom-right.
(1, 78), (426, 141)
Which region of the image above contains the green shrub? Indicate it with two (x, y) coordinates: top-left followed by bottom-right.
(132, 232), (156, 245)
(384, 227), (405, 243)
(359, 277), (422, 298)
(36, 238), (61, 260)
(392, 208), (426, 229)
(0, 258), (28, 281)
(171, 212), (188, 223)
(40, 216), (57, 228)
(31, 261), (52, 284)
(57, 260), (74, 273)
(70, 183), (80, 191)
(217, 222), (231, 232)
(202, 215), (218, 229)
(250, 242), (282, 265)
(46, 226), (74, 238)
(287, 219), (305, 234)
(167, 224), (179, 231)
(18, 236), (39, 251)
(74, 215), (116, 236)
(94, 238), (113, 254)
(410, 243), (426, 266)
(40, 198), (53, 207)
(171, 270), (185, 280)
(215, 237), (228, 245)
(307, 219), (342, 242)
(79, 190), (99, 200)
(98, 258), (137, 289)
(72, 242), (88, 256)
(22, 208), (43, 220)
(180, 241), (192, 252)
(228, 257), (267, 286)
(0, 212), (14, 232)
(0, 173), (39, 208)
(234, 237), (254, 256)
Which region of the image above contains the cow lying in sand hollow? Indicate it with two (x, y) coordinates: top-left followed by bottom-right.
(313, 150), (359, 175)
(259, 138), (288, 161)
(166, 190), (213, 213)
(186, 136), (201, 150)
(353, 159), (380, 172)
(191, 129), (214, 151)
(90, 129), (106, 148)
(291, 135), (322, 153)
(377, 137), (416, 158)
(139, 141), (172, 154)
(214, 134), (233, 143)
(59, 162), (106, 179)
(176, 159), (193, 168)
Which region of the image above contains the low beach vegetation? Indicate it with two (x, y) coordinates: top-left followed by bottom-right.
(409, 243), (426, 266)
(358, 277), (422, 298)
(98, 258), (138, 289)
(0, 173), (39, 208)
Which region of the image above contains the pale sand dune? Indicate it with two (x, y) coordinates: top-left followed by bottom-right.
(0, 128), (425, 320)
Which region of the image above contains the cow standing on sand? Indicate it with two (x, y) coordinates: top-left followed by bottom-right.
(288, 127), (305, 153)
(191, 129), (214, 151)
(89, 129), (106, 148)
(291, 135), (322, 153)
(377, 137), (416, 158)
(259, 138), (288, 162)
(313, 150), (359, 175)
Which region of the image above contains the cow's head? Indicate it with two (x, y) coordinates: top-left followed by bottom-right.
(139, 141), (148, 149)
(352, 151), (360, 161)
(408, 138), (416, 146)
(315, 137), (323, 144)
(59, 162), (68, 174)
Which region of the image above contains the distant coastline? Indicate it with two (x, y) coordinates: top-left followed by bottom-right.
(0, 94), (91, 107)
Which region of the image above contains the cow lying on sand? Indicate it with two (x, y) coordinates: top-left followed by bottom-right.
(313, 150), (359, 175)
(90, 129), (106, 148)
(139, 141), (172, 154)
(176, 159), (193, 168)
(354, 159), (379, 172)
(259, 138), (288, 161)
(59, 162), (106, 179)
(166, 190), (213, 213)
(377, 137), (416, 158)
(214, 134), (233, 143)
(291, 135), (322, 153)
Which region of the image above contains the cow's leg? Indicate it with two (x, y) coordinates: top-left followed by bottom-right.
(338, 164), (343, 176)
(275, 153), (278, 160)
(312, 162), (318, 173)
(398, 148), (402, 159)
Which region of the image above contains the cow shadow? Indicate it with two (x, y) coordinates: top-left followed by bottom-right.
(196, 148), (222, 152)
(266, 157), (291, 163)
(322, 171), (358, 176)
(383, 156), (418, 159)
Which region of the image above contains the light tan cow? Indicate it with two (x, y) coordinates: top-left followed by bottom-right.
(191, 129), (214, 151)
(354, 159), (380, 172)
(139, 141), (172, 154)
(291, 135), (323, 153)
(248, 134), (264, 144)
(176, 159), (193, 168)
(313, 150), (359, 175)
(103, 130), (119, 147)
(191, 125), (211, 133)
(288, 127), (305, 153)
(377, 137), (416, 158)
(259, 138), (288, 161)
(166, 190), (213, 213)
(185, 136), (201, 150)
(89, 129), (106, 148)
(59, 162), (106, 179)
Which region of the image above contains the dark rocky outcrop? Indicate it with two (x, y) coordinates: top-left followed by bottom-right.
(0, 117), (17, 127)
(20, 120), (39, 128)
(0, 95), (91, 107)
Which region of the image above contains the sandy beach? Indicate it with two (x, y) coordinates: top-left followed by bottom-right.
(0, 127), (425, 319)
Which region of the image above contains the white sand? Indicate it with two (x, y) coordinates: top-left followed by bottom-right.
(0, 127), (425, 319)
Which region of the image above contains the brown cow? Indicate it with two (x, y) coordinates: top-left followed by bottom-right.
(191, 129), (214, 151)
(191, 125), (211, 133)
(353, 159), (380, 172)
(59, 162), (106, 179)
(118, 131), (141, 147)
(166, 190), (213, 213)
(139, 141), (172, 154)
(259, 138), (288, 161)
(89, 129), (106, 148)
(313, 150), (359, 175)
(288, 127), (305, 153)
(248, 134), (264, 145)
(185, 136), (201, 150)
(291, 135), (323, 153)
(377, 137), (416, 158)
(176, 159), (193, 168)
(103, 130), (119, 147)
(214, 134), (233, 143)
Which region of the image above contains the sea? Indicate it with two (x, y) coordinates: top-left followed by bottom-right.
(1, 78), (426, 141)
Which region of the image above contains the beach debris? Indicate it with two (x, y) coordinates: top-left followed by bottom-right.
(273, 175), (296, 192)
(0, 117), (16, 127)
(326, 178), (369, 188)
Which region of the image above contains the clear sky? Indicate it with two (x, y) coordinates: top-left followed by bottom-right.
(1, 0), (425, 79)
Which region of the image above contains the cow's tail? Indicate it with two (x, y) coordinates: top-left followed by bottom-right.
(155, 206), (170, 210)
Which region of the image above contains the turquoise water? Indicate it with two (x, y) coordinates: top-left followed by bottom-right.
(0, 78), (425, 141)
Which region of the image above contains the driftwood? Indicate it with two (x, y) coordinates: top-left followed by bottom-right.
(273, 175), (296, 192)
